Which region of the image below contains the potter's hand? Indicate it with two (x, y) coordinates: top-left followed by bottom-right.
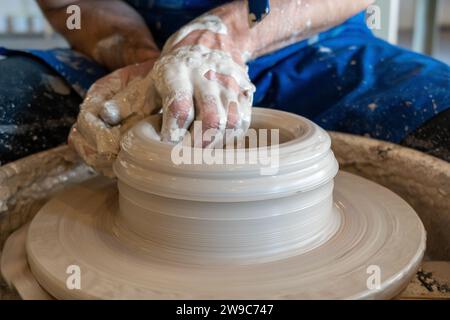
(151, 15), (255, 146)
(69, 60), (160, 176)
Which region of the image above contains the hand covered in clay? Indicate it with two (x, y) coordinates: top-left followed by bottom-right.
(69, 59), (160, 175)
(151, 16), (255, 146)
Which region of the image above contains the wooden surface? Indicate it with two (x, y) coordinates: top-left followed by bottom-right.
(399, 261), (450, 300)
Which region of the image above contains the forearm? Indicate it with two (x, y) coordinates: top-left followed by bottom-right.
(38, 0), (159, 70)
(148, 0), (373, 145)
(211, 0), (374, 60)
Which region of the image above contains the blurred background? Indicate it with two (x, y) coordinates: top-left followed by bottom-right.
(0, 0), (449, 64)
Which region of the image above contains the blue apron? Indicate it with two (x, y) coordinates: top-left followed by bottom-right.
(1, 0), (449, 143)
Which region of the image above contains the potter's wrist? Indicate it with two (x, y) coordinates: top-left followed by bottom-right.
(213, 5), (256, 62)
(169, 30), (246, 65)
(163, 14), (251, 65)
(206, 1), (258, 62)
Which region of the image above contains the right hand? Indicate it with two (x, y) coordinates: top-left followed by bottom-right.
(151, 15), (255, 147)
(69, 59), (160, 176)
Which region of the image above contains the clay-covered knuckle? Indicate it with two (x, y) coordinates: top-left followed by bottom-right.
(100, 76), (156, 127)
(68, 125), (116, 176)
(198, 95), (227, 148)
(76, 110), (120, 155)
(99, 100), (121, 126)
(205, 55), (255, 101)
(226, 107), (242, 131)
(95, 126), (121, 155)
(201, 111), (222, 131)
(169, 97), (194, 124)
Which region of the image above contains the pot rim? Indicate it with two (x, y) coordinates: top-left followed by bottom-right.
(114, 108), (339, 201)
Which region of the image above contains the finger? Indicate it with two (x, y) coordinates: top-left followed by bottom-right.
(76, 109), (121, 155)
(222, 97), (253, 147)
(202, 70), (243, 146)
(83, 62), (154, 116)
(205, 70), (252, 138)
(158, 69), (195, 142)
(161, 92), (195, 143)
(223, 100), (241, 147)
(226, 101), (241, 130)
(99, 74), (155, 126)
(194, 93), (227, 148)
(68, 125), (116, 176)
(204, 69), (252, 129)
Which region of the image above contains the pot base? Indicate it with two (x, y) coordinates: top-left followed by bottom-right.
(23, 171), (425, 299)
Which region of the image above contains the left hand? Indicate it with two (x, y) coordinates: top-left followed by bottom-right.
(69, 59), (160, 175)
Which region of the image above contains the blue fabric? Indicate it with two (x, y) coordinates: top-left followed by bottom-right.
(0, 4), (449, 144)
(247, 15), (450, 142)
(248, 0), (270, 23)
(0, 47), (107, 97)
(125, 0), (230, 47)
(125, 0), (270, 47)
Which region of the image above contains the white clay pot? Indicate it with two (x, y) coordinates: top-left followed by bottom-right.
(16, 108), (425, 299)
(113, 108), (340, 262)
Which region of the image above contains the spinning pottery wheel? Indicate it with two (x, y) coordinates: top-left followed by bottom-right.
(10, 109), (427, 299)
